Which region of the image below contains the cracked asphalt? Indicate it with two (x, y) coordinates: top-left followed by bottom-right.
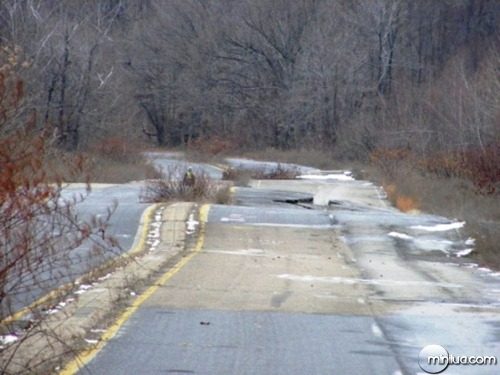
(77, 162), (500, 375)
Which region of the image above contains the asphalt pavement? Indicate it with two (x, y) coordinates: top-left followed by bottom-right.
(76, 168), (500, 375)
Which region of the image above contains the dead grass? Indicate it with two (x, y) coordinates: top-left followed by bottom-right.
(222, 168), (253, 186)
(48, 154), (162, 183)
(87, 138), (164, 183)
(214, 183), (233, 204)
(222, 163), (300, 184)
(46, 138), (163, 183)
(87, 156), (162, 183)
(141, 166), (232, 204)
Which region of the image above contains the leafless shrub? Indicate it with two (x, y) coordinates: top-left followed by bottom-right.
(256, 164), (301, 179)
(214, 183), (233, 205)
(140, 166), (230, 203)
(371, 145), (500, 196)
(221, 168), (253, 187)
(0, 47), (117, 374)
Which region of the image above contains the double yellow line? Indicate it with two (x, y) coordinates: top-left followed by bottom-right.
(59, 204), (210, 375)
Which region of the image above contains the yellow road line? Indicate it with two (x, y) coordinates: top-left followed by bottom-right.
(126, 203), (160, 256)
(59, 204), (211, 375)
(1, 203), (159, 325)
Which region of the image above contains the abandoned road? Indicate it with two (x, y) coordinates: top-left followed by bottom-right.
(75, 167), (500, 375)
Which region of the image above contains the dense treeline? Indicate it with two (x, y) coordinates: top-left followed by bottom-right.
(0, 0), (498, 159)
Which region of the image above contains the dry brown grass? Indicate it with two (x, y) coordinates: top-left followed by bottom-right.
(222, 163), (300, 183)
(48, 154), (162, 183)
(214, 183), (233, 204)
(382, 183), (420, 212)
(141, 166), (232, 204)
(87, 137), (163, 183)
(395, 195), (420, 213)
(222, 168), (253, 186)
(371, 145), (500, 196)
(187, 136), (240, 156)
(86, 156), (162, 183)
(46, 138), (163, 183)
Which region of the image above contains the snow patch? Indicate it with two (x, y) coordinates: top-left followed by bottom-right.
(388, 231), (414, 240)
(465, 237), (476, 246)
(371, 323), (384, 338)
(220, 214), (245, 223)
(147, 210), (163, 241)
(413, 238), (454, 253)
(410, 221), (465, 232)
(0, 334), (18, 346)
(297, 172), (355, 181)
(456, 248), (474, 257)
(186, 213), (199, 234)
(462, 263), (478, 269)
(205, 248), (266, 257)
(147, 221), (161, 239)
(247, 223), (332, 229)
(74, 284), (92, 295)
(147, 239), (160, 250)
(477, 267), (492, 273)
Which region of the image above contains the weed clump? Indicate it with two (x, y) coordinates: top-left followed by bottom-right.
(141, 166), (232, 204)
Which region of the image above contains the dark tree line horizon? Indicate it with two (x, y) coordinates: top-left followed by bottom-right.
(0, 0), (498, 159)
